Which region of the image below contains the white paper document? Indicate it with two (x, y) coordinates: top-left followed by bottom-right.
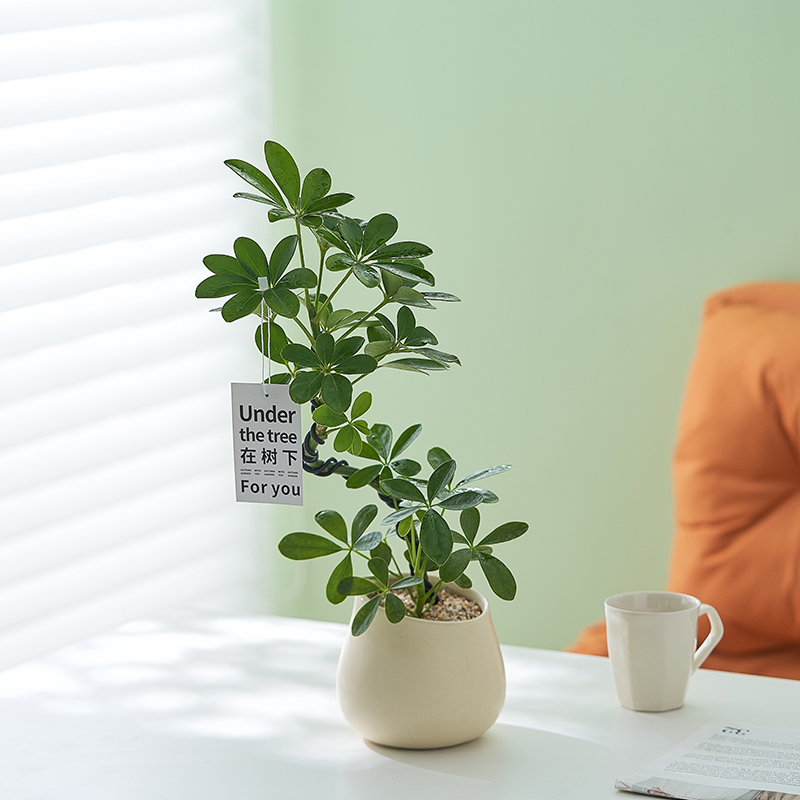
(617, 721), (800, 800)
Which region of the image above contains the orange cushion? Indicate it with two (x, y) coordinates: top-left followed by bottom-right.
(567, 282), (800, 679)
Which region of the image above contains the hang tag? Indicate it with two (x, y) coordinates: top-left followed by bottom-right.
(231, 382), (303, 505)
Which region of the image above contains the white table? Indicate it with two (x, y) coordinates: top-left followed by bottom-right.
(0, 610), (797, 799)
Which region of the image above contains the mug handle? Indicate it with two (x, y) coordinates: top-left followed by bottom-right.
(692, 603), (724, 672)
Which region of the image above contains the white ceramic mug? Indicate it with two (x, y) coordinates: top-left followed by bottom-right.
(604, 591), (724, 712)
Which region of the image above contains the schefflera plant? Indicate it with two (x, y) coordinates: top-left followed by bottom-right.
(279, 440), (529, 635)
(196, 141), (528, 635)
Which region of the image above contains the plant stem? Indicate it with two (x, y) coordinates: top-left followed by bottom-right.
(313, 269), (352, 323)
(294, 220), (316, 335)
(315, 244), (325, 312)
(294, 317), (315, 345)
(335, 296), (390, 343)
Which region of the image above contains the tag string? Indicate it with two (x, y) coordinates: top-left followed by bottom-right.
(260, 298), (271, 396)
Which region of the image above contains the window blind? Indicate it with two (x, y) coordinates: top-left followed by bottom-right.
(0, 0), (271, 669)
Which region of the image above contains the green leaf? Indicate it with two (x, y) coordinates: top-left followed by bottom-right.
(268, 235), (298, 283)
(221, 291), (262, 322)
(478, 553), (517, 600)
(353, 263), (381, 288)
(351, 505), (378, 541)
(368, 557), (389, 586)
(339, 577), (381, 597)
(405, 328), (436, 349)
(353, 530), (382, 551)
(390, 458), (421, 477)
(314, 332), (335, 365)
(393, 287), (435, 309)
(388, 424), (422, 461)
(356, 441), (381, 461)
(264, 287), (301, 318)
(265, 372), (292, 384)
(374, 241), (433, 259)
(316, 224), (350, 251)
(277, 268), (316, 290)
(278, 532), (344, 560)
(362, 213), (399, 256)
(268, 207), (294, 222)
(384, 592), (406, 624)
(422, 291), (460, 302)
(383, 358), (449, 372)
(352, 419), (369, 434)
(396, 515), (415, 538)
(345, 464), (382, 489)
(333, 426), (355, 452)
(439, 549), (471, 583)
(420, 509), (453, 566)
(326, 252), (356, 272)
(289, 370), (323, 403)
(264, 141), (301, 208)
(436, 490), (484, 511)
(427, 459), (457, 502)
(332, 336), (365, 364)
(391, 575), (423, 590)
(374, 312), (396, 338)
(231, 191), (276, 206)
(367, 325), (392, 343)
(255, 319), (290, 363)
(456, 465), (512, 487)
(351, 595), (381, 636)
(300, 167), (331, 209)
(371, 540), (393, 564)
(460, 507), (480, 544)
(382, 271), (403, 298)
(336, 354), (377, 375)
(478, 521), (529, 547)
(224, 159), (285, 207)
(414, 347), (460, 366)
(379, 478), (426, 504)
(234, 237), (269, 278)
(377, 262), (435, 287)
(326, 554), (353, 604)
(312, 405), (347, 427)
(381, 506), (424, 526)
(321, 373), (352, 413)
(427, 447), (453, 470)
(282, 343), (322, 368)
(351, 391), (372, 419)
(203, 253), (252, 278)
(454, 573), (473, 589)
(304, 192), (355, 214)
(195, 274), (253, 298)
(367, 423), (393, 461)
(396, 307), (415, 341)
(339, 217), (363, 254)
(364, 341), (393, 359)
(314, 509), (348, 543)
(300, 215), (324, 230)
(468, 487), (499, 504)
(325, 308), (354, 329)
(347, 427), (363, 455)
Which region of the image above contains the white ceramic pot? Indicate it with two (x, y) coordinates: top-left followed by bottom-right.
(336, 584), (506, 749)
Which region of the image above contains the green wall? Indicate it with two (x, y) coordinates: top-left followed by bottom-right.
(259, 0), (800, 649)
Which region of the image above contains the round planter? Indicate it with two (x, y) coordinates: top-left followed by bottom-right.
(336, 584), (506, 749)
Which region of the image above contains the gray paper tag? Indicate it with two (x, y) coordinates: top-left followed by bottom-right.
(231, 382), (303, 505)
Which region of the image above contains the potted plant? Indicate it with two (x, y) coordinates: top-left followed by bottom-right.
(196, 141), (529, 748)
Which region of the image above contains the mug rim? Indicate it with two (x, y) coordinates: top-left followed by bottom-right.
(605, 590), (700, 614)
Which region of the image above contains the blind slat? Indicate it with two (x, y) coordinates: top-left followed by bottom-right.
(0, 226), (241, 313)
(0, 14), (243, 81)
